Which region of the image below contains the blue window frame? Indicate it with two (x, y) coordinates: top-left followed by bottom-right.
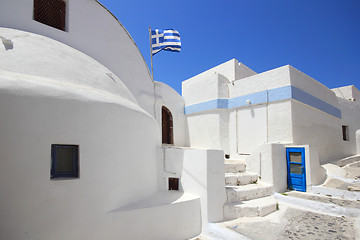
(51, 144), (79, 179)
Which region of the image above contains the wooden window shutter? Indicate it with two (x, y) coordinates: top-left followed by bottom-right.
(34, 0), (66, 31)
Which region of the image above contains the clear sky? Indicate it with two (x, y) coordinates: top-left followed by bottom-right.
(99, 0), (360, 94)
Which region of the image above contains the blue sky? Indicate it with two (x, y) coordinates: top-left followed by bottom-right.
(99, 0), (360, 94)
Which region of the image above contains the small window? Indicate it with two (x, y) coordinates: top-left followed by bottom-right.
(34, 0), (66, 31)
(342, 125), (349, 141)
(51, 144), (79, 179)
(168, 178), (179, 190)
(162, 106), (174, 145)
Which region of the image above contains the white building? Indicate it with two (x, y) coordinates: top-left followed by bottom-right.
(183, 59), (360, 192)
(0, 0), (359, 239)
(0, 0), (227, 239)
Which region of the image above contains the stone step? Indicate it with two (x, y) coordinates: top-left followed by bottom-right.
(225, 160), (246, 173)
(225, 172), (258, 186)
(224, 196), (278, 220)
(226, 182), (274, 203)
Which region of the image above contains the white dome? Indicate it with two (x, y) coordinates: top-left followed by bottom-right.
(0, 27), (140, 107)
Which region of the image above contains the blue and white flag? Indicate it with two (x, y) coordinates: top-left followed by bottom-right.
(151, 29), (181, 55)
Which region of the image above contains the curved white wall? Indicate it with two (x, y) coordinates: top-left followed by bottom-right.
(0, 0), (155, 115)
(0, 27), (166, 239)
(155, 81), (188, 147)
(0, 78), (161, 239)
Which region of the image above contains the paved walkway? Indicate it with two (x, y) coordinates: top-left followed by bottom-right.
(220, 203), (359, 240)
(191, 159), (360, 240)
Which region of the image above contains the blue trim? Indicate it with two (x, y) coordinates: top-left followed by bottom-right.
(184, 85), (341, 118)
(291, 87), (341, 118)
(268, 85), (292, 102)
(228, 91), (267, 109)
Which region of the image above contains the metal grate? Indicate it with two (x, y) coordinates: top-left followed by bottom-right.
(34, 0), (66, 31)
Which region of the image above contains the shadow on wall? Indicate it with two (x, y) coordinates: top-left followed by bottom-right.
(0, 36), (13, 50)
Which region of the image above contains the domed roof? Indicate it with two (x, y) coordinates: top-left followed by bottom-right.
(0, 27), (139, 106)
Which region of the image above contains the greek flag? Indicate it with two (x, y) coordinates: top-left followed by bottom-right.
(151, 29), (181, 55)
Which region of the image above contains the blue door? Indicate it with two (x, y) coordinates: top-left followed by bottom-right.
(286, 147), (306, 192)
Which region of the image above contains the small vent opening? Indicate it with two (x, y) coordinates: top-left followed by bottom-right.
(168, 178), (179, 190)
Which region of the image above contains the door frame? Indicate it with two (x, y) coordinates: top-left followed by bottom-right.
(286, 147), (306, 192)
(161, 106), (173, 145)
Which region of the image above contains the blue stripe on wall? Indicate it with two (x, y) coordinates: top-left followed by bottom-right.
(184, 85), (341, 118)
(291, 87), (341, 118)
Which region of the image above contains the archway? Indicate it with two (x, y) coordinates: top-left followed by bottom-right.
(162, 106), (173, 144)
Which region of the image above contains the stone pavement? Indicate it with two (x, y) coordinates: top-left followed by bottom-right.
(220, 204), (360, 240)
(279, 208), (355, 240)
(190, 160), (360, 240)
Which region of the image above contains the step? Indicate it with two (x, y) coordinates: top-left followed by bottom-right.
(225, 172), (258, 186)
(226, 182), (274, 203)
(224, 196), (278, 220)
(225, 160), (246, 173)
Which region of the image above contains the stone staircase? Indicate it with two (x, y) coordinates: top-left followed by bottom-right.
(224, 159), (278, 220)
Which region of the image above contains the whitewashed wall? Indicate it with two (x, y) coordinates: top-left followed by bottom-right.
(163, 147), (227, 223)
(0, 28), (199, 240)
(183, 73), (230, 106)
(246, 144), (326, 192)
(229, 65), (291, 97)
(246, 143), (288, 192)
(228, 66), (293, 156)
(0, 81), (163, 240)
(338, 98), (360, 156)
(0, 0), (155, 115)
(289, 67), (347, 163)
(155, 82), (188, 147)
(183, 73), (231, 153)
(186, 111), (230, 152)
(236, 105), (267, 154)
(182, 59), (256, 100)
(332, 85), (360, 102)
(291, 100), (343, 163)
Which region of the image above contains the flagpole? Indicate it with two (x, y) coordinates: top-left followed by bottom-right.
(149, 26), (154, 81)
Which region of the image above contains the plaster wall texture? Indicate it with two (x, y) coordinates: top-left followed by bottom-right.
(332, 85), (360, 101)
(0, 0), (155, 115)
(0, 28), (136, 101)
(291, 100), (344, 164)
(267, 101), (294, 143)
(186, 110), (229, 152)
(246, 143), (288, 192)
(337, 98), (360, 155)
(182, 73), (230, 106)
(289, 66), (339, 108)
(236, 105), (267, 154)
(237, 62), (258, 80)
(246, 144), (326, 192)
(182, 59), (256, 96)
(163, 147), (227, 223)
(288, 67), (356, 163)
(0, 81), (163, 239)
(0, 27), (201, 239)
(155, 82), (188, 147)
(306, 145), (327, 187)
(229, 65), (291, 98)
(230, 101), (293, 155)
